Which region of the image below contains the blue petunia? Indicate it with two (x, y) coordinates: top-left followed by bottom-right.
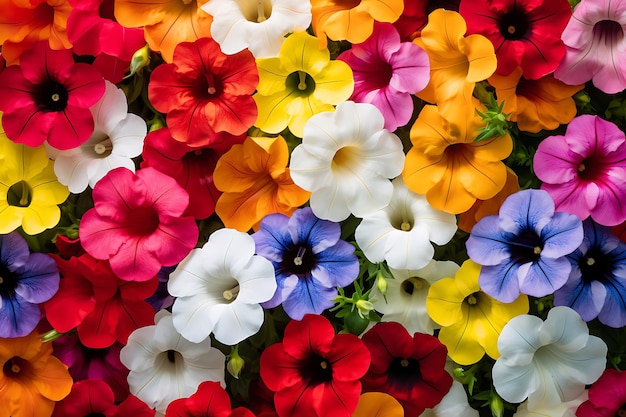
(252, 207), (359, 319)
(466, 189), (583, 303)
(554, 219), (626, 328)
(0, 231), (60, 337)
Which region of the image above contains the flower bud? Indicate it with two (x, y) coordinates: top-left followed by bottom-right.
(227, 346), (245, 379)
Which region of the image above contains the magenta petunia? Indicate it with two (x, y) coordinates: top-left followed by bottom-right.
(576, 369), (626, 417)
(78, 167), (199, 281)
(0, 41), (105, 150)
(533, 115), (626, 226)
(337, 22), (430, 131)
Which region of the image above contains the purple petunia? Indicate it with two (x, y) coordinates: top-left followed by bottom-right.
(0, 231), (60, 337)
(466, 189), (583, 303)
(252, 207), (359, 320)
(554, 219), (626, 328)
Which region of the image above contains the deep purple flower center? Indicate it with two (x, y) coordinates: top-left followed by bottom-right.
(578, 248), (614, 284)
(616, 405), (626, 417)
(499, 7), (530, 41)
(84, 413), (106, 417)
(593, 20), (624, 47)
(387, 357), (421, 390)
(281, 245), (315, 275)
(509, 229), (543, 263)
(0, 263), (18, 298)
(576, 155), (604, 181)
(35, 80), (69, 112)
(301, 354), (333, 384)
(125, 206), (160, 236)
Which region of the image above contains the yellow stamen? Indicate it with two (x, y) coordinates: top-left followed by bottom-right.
(400, 221), (411, 231)
(467, 294), (478, 305)
(400, 359), (409, 367)
(533, 246), (542, 255)
(508, 25), (516, 34)
(297, 71), (307, 91)
(223, 285), (240, 301)
(94, 138), (113, 155)
(293, 247), (306, 266)
(578, 163), (586, 172)
(19, 183), (29, 206)
(51, 93), (60, 102)
(257, 0), (266, 22)
(320, 360), (328, 369)
(587, 257), (595, 266)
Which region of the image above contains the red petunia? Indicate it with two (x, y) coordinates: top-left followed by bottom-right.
(460, 0), (571, 79)
(148, 37), (259, 147)
(361, 322), (453, 416)
(140, 127), (245, 220)
(66, 0), (146, 83)
(165, 381), (255, 417)
(78, 167), (199, 282)
(44, 253), (157, 348)
(260, 314), (370, 417)
(0, 41), (105, 149)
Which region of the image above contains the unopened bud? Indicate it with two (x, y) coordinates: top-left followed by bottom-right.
(490, 391), (504, 417)
(227, 346), (245, 379)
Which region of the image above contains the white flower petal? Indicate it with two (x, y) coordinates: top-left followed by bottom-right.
(91, 80), (128, 132)
(172, 295), (218, 343)
(236, 256), (277, 304)
(538, 306), (590, 352)
(211, 302), (265, 345)
(109, 113), (147, 157)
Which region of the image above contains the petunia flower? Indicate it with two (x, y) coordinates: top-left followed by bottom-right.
(260, 314), (370, 417)
(554, 219), (626, 328)
(213, 135), (310, 232)
(0, 331), (73, 417)
(533, 114), (626, 226)
(78, 167), (199, 282)
(488, 67), (583, 133)
(555, 0), (626, 94)
(361, 322), (453, 416)
(114, 0), (213, 63)
(0, 41), (105, 150)
(467, 189), (584, 302)
(120, 310), (226, 414)
(459, 0), (571, 80)
(576, 369), (626, 417)
(253, 30), (354, 138)
(252, 207), (359, 320)
(310, 0), (404, 46)
(369, 260), (460, 335)
(402, 104), (512, 214)
(148, 37), (258, 147)
(0, 0), (73, 64)
(355, 176), (457, 271)
(422, 380), (479, 417)
(0, 231), (59, 338)
(169, 228), (277, 345)
(337, 22), (430, 131)
(165, 381), (255, 417)
(66, 0), (146, 83)
(52, 379), (154, 417)
(0, 131), (69, 235)
(413, 9), (497, 116)
(492, 306), (607, 409)
(513, 391), (587, 417)
(44, 253), (158, 348)
(290, 101), (405, 221)
(202, 0), (312, 58)
(140, 127), (244, 221)
(48, 80), (147, 193)
(426, 260), (530, 365)
(351, 393), (404, 417)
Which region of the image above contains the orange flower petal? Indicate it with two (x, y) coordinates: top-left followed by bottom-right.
(351, 392), (404, 417)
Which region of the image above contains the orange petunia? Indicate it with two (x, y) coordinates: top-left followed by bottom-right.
(351, 392), (404, 417)
(213, 135), (310, 232)
(402, 103), (512, 214)
(488, 67), (584, 133)
(414, 9), (496, 118)
(0, 0), (73, 64)
(0, 331), (73, 417)
(311, 0), (403, 46)
(114, 0), (213, 62)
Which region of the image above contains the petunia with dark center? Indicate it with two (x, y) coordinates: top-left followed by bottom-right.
(35, 80), (69, 112)
(125, 206), (160, 236)
(387, 357), (421, 391)
(498, 7), (530, 41)
(401, 277), (426, 295)
(508, 229), (543, 264)
(593, 20), (624, 47)
(301, 354), (333, 384)
(616, 404), (626, 417)
(579, 247), (615, 284)
(6, 181), (32, 208)
(286, 71), (316, 97)
(576, 155), (604, 181)
(281, 244), (316, 275)
(0, 261), (18, 299)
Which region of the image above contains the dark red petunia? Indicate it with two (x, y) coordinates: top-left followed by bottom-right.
(44, 253), (157, 348)
(0, 41), (105, 149)
(460, 0), (571, 79)
(165, 381), (255, 417)
(140, 127), (245, 220)
(361, 322), (453, 416)
(66, 0), (146, 83)
(148, 37), (258, 147)
(260, 314), (370, 417)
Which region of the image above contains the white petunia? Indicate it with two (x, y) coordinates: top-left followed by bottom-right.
(422, 380), (479, 417)
(513, 391), (588, 417)
(370, 260), (460, 335)
(290, 101), (405, 222)
(202, 0), (311, 58)
(355, 176), (457, 270)
(169, 228), (277, 345)
(47, 80), (146, 193)
(119, 311), (225, 414)
(493, 306), (607, 410)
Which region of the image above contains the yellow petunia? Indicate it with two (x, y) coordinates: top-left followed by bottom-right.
(213, 135), (310, 232)
(253, 30), (354, 138)
(426, 260), (529, 365)
(0, 124), (69, 235)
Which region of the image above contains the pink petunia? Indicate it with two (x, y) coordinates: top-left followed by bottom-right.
(78, 167), (199, 281)
(555, 0), (626, 94)
(0, 41), (105, 150)
(533, 114), (626, 226)
(337, 22), (430, 131)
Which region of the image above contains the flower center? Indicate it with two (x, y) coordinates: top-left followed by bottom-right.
(281, 245), (315, 275)
(508, 229), (544, 264)
(7, 181), (32, 207)
(166, 349), (181, 363)
(234, 0), (273, 22)
(576, 155), (604, 181)
(293, 246), (307, 266)
(125, 206), (160, 236)
(593, 20), (624, 46)
(401, 277), (426, 295)
(223, 284), (240, 301)
(3, 357), (25, 376)
(36, 80), (69, 112)
(286, 71), (316, 97)
(616, 405), (626, 417)
(465, 293), (479, 305)
(498, 8), (529, 41)
(94, 138), (113, 156)
(579, 247), (614, 284)
(331, 146), (359, 174)
(388, 356), (421, 388)
(302, 354), (333, 384)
